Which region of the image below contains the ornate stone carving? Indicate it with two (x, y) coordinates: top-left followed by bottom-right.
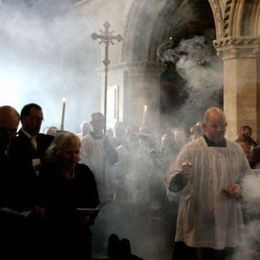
(214, 36), (260, 49)
(213, 36), (260, 59)
(222, 0), (234, 37)
(208, 0), (222, 22)
(208, 0), (224, 38)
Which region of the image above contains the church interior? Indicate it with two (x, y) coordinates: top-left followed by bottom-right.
(0, 0), (260, 259)
(0, 0), (259, 141)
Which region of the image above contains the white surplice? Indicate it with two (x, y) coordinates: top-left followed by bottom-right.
(80, 134), (116, 197)
(168, 136), (253, 250)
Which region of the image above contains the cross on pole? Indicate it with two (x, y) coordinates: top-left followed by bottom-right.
(91, 21), (122, 133)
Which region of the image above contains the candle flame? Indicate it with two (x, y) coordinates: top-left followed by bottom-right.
(62, 97), (66, 103)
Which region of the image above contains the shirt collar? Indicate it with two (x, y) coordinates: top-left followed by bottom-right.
(203, 134), (227, 147)
(21, 128), (36, 139)
(90, 131), (104, 140)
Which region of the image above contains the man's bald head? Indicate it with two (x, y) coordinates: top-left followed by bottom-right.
(202, 107), (227, 143)
(203, 107), (226, 124)
(0, 105), (20, 148)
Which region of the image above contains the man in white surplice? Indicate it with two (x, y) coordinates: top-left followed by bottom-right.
(165, 107), (252, 260)
(80, 112), (118, 199)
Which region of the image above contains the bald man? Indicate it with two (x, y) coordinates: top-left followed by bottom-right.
(166, 107), (252, 260)
(0, 105), (20, 152)
(0, 105), (20, 206)
(0, 105), (22, 257)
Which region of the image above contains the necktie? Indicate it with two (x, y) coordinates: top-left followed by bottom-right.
(31, 136), (38, 150)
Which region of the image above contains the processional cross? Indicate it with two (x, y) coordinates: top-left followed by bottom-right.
(91, 21), (123, 132)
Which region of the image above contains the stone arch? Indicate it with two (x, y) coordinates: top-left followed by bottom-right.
(147, 0), (219, 129)
(209, 0), (260, 39)
(233, 0), (260, 36)
(121, 0), (167, 63)
(121, 0), (143, 63)
(208, 0), (224, 38)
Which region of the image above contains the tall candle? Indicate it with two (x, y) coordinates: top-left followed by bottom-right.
(60, 97), (66, 130)
(174, 130), (177, 140)
(142, 105), (148, 126)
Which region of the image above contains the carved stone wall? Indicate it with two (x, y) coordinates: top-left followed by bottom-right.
(209, 0), (260, 140)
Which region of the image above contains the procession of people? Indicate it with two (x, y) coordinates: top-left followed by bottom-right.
(0, 103), (259, 260)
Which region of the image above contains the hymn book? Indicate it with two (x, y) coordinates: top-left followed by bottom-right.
(76, 200), (109, 214)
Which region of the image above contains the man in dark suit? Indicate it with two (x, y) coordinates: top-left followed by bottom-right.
(0, 105), (20, 206)
(9, 103), (53, 259)
(0, 105), (23, 257)
(10, 103), (53, 209)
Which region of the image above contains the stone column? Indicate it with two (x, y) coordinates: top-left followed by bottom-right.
(214, 37), (260, 141)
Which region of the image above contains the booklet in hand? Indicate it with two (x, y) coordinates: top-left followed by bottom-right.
(76, 200), (109, 214)
(0, 207), (32, 218)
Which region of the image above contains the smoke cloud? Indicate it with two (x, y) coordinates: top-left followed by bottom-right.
(160, 34), (222, 128)
(0, 0), (100, 132)
(241, 173), (260, 256)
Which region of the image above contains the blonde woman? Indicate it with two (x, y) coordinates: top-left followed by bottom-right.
(38, 132), (100, 260)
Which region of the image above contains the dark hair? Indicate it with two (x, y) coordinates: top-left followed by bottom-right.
(20, 103), (42, 119)
(91, 112), (104, 119)
(240, 125), (252, 135)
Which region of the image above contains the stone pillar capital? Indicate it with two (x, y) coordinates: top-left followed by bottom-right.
(213, 36), (260, 60)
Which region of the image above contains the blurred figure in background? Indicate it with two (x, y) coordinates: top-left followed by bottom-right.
(189, 122), (204, 142)
(77, 120), (92, 140)
(113, 124), (140, 202)
(106, 128), (117, 147)
(44, 125), (58, 136)
(249, 145), (260, 169)
(113, 121), (127, 148)
(80, 112), (118, 200)
(235, 125), (257, 167)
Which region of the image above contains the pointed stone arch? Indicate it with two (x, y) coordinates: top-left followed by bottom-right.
(121, 0), (168, 63)
(209, 0), (260, 40)
(209, 0), (260, 140)
(208, 0), (224, 38)
(232, 0), (260, 36)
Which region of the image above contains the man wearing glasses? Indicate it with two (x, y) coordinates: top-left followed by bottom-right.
(165, 107), (252, 260)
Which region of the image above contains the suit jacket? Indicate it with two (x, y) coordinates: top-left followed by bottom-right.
(9, 130), (54, 209)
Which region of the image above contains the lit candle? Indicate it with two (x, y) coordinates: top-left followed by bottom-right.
(142, 105), (148, 126)
(174, 130), (177, 140)
(60, 97), (66, 130)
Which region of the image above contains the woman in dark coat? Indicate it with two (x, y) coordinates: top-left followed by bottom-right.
(38, 132), (100, 260)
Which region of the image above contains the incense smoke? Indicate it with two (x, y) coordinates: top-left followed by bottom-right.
(160, 34), (222, 128)
(241, 173), (260, 256)
(0, 0), (100, 132)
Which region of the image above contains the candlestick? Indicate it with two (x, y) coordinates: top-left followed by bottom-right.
(142, 105), (148, 126)
(174, 130), (177, 140)
(60, 97), (66, 130)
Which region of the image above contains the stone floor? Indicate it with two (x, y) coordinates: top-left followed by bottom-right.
(91, 200), (178, 260)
